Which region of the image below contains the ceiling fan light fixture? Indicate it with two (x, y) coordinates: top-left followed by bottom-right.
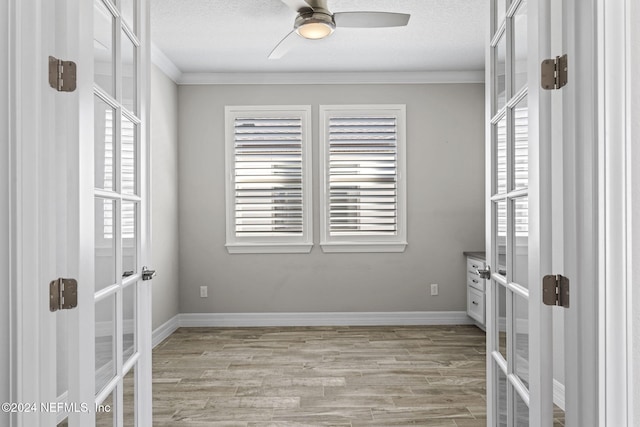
(295, 12), (335, 40)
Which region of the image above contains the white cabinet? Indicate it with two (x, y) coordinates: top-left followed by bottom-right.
(464, 252), (486, 329)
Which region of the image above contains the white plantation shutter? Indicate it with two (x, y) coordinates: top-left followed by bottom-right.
(320, 105), (407, 252)
(234, 116), (303, 236)
(328, 116), (398, 236)
(225, 106), (312, 253)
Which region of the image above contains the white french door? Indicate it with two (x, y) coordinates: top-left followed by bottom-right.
(10, 0), (152, 425)
(485, 0), (555, 425)
(87, 0), (152, 426)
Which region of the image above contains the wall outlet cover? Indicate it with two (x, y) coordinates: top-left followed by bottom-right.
(430, 284), (439, 296)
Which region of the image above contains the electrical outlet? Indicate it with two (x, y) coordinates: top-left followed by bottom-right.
(200, 286), (208, 298)
(430, 284), (439, 296)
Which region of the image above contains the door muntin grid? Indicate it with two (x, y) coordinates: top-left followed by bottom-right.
(489, 0), (531, 425)
(93, 0), (142, 425)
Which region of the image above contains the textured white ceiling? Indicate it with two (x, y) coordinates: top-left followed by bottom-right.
(150, 0), (488, 74)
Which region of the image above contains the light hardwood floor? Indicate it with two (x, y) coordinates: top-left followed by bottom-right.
(152, 325), (487, 426)
(152, 325), (564, 426)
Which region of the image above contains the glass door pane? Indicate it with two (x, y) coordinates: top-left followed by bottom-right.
(95, 198), (117, 292)
(514, 294), (530, 388)
(122, 284), (136, 363)
(95, 96), (116, 191)
(121, 31), (137, 114)
(94, 0), (115, 96)
(123, 366), (136, 426)
(512, 0), (528, 94)
(96, 390), (115, 427)
(495, 34), (507, 113)
(512, 97), (528, 190)
(95, 295), (116, 394)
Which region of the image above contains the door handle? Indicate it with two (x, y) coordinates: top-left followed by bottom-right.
(476, 266), (491, 280)
(142, 266), (156, 281)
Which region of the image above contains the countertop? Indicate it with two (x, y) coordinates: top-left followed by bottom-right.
(463, 251), (486, 261)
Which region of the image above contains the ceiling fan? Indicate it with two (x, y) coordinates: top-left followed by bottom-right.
(269, 0), (411, 59)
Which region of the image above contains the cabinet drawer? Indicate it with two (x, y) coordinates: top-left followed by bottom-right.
(467, 286), (485, 325)
(467, 258), (485, 275)
(467, 275), (485, 291)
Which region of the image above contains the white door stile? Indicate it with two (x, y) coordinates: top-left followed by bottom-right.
(561, 0), (599, 426)
(11, 0), (59, 425)
(484, 2), (495, 422)
(61, 0), (96, 423)
(138, 0), (153, 423)
(527, 0), (554, 424)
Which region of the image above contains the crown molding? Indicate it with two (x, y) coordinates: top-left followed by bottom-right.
(149, 44), (484, 85)
(177, 70), (485, 85)
(150, 43), (182, 83)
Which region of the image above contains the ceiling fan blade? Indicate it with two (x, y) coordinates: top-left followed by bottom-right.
(279, 0), (314, 13)
(333, 12), (411, 28)
(268, 30), (302, 59)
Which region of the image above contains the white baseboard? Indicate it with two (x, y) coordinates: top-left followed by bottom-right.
(553, 378), (565, 411)
(154, 312), (473, 347)
(178, 311), (474, 328)
(152, 314), (180, 348)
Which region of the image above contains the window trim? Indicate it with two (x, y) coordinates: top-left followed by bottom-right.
(318, 104), (408, 253)
(224, 105), (313, 254)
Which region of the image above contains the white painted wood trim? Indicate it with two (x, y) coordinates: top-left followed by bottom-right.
(224, 105), (313, 252)
(318, 104), (407, 251)
(629, 1), (640, 425)
(150, 42), (182, 83)
(225, 243), (313, 254)
(597, 0), (631, 425)
(147, 44), (483, 86)
(1, 1), (12, 426)
(558, 1), (600, 426)
(178, 311), (475, 328)
(319, 243), (407, 253)
(152, 315), (180, 348)
(178, 70), (485, 85)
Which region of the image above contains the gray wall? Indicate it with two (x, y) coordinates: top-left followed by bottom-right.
(1, 0), (10, 423)
(178, 83), (485, 314)
(151, 64), (180, 329)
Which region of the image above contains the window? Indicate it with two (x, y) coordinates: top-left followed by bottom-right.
(319, 105), (407, 252)
(224, 106), (313, 253)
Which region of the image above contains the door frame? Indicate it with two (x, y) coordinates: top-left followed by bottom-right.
(631, 0), (640, 425)
(561, 0), (599, 425)
(4, 1), (635, 427)
(595, 0), (634, 425)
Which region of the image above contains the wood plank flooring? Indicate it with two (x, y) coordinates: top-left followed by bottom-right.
(152, 325), (488, 426)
